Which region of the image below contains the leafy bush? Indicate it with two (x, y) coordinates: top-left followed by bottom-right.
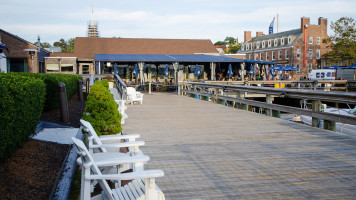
(9, 73), (82, 110)
(0, 73), (46, 161)
(82, 80), (122, 135)
(97, 78), (109, 89)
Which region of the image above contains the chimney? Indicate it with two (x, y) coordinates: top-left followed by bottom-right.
(301, 17), (310, 34)
(318, 17), (328, 36)
(256, 32), (264, 37)
(244, 31), (252, 43)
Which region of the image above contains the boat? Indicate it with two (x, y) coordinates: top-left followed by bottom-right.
(300, 104), (356, 136)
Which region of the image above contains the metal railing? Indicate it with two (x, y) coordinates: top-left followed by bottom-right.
(114, 74), (127, 100)
(181, 82), (356, 127)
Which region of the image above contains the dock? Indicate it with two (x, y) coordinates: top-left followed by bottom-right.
(123, 93), (356, 199)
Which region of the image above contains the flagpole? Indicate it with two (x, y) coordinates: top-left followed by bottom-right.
(277, 8), (279, 33)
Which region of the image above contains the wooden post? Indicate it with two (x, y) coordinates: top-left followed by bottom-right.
(266, 95), (273, 116)
(237, 91), (248, 110)
(78, 79), (83, 101)
(58, 82), (69, 123)
(312, 100), (321, 127)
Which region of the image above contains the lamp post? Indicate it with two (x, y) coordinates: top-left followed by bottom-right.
(24, 49), (38, 73)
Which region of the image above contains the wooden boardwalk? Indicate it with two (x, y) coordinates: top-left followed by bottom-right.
(123, 93), (356, 199)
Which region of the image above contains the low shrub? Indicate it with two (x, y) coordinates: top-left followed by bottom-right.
(10, 73), (82, 110)
(82, 80), (122, 135)
(0, 73), (46, 161)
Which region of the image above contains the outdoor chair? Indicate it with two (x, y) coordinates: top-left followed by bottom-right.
(126, 87), (144, 105)
(80, 119), (145, 172)
(72, 137), (165, 200)
(115, 100), (128, 124)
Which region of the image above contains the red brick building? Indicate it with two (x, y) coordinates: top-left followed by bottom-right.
(238, 17), (329, 79)
(0, 29), (49, 73)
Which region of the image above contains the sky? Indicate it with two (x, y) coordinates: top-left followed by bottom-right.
(1, 0), (356, 45)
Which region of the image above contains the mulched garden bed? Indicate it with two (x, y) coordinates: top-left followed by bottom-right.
(0, 93), (87, 200)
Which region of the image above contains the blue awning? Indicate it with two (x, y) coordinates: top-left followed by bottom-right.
(95, 54), (275, 65)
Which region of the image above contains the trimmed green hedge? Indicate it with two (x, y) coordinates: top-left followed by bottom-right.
(0, 73), (46, 161)
(9, 73), (82, 110)
(82, 80), (122, 135)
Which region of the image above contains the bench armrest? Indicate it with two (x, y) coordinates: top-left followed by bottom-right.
(99, 134), (140, 142)
(86, 170), (164, 181)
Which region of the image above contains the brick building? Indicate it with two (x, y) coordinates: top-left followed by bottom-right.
(238, 17), (329, 79)
(0, 29), (49, 73)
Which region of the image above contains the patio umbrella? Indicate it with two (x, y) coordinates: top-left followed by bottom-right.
(133, 64), (139, 78)
(164, 64), (169, 78)
(228, 64), (233, 77)
(114, 63), (117, 75)
(194, 65), (201, 78)
(326, 65), (339, 69)
(346, 64), (356, 80)
(249, 64), (254, 74)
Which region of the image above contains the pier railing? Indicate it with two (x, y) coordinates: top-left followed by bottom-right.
(204, 80), (355, 92)
(181, 81), (356, 129)
(114, 74), (127, 100)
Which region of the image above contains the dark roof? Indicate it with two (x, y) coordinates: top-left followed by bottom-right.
(74, 37), (219, 60)
(0, 29), (50, 53)
(49, 52), (76, 57)
(249, 29), (301, 42)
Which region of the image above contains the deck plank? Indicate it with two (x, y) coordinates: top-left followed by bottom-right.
(123, 93), (356, 199)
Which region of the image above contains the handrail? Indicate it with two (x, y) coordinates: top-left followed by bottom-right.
(183, 81), (356, 126)
(114, 74), (127, 100)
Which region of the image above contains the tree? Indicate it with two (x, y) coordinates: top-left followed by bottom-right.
(226, 43), (242, 54)
(322, 17), (356, 65)
(34, 42), (52, 48)
(53, 38), (75, 52)
(214, 41), (227, 46)
(224, 36), (236, 45)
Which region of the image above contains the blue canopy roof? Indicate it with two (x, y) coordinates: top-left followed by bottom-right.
(95, 54), (275, 65)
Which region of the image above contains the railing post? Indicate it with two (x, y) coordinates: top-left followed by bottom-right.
(266, 95), (273, 116)
(149, 82), (152, 94)
(78, 79), (83, 101)
(237, 91), (248, 110)
(58, 82), (69, 123)
(86, 78), (90, 94)
(312, 100), (321, 127)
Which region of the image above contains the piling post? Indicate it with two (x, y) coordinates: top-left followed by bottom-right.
(86, 78), (90, 93)
(149, 82), (152, 94)
(58, 82), (69, 123)
(237, 91), (248, 110)
(312, 100), (321, 127)
(266, 95), (273, 116)
(78, 79), (83, 101)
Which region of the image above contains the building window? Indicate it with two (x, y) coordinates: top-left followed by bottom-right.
(316, 49), (320, 59)
(250, 43), (253, 50)
(266, 52), (269, 60)
(288, 36), (292, 44)
(82, 65), (90, 74)
(256, 42), (259, 49)
(61, 64), (74, 72)
(246, 43), (249, 50)
(272, 51), (276, 60)
(297, 49), (301, 59)
(308, 64), (313, 70)
(262, 41), (265, 48)
(241, 44), (244, 51)
(249, 54), (252, 60)
(268, 40), (271, 47)
(317, 37), (320, 44)
(309, 37), (313, 44)
(274, 39), (278, 47)
(281, 38), (284, 45)
(285, 50), (289, 59)
(278, 50), (282, 60)
(309, 49), (313, 59)
(260, 52), (263, 61)
(47, 64), (59, 72)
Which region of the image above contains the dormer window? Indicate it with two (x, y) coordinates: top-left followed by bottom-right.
(288, 36), (292, 44)
(274, 39), (278, 47)
(256, 42), (260, 49)
(268, 40), (271, 47)
(262, 41), (265, 48)
(281, 38), (285, 45)
(246, 43), (249, 50)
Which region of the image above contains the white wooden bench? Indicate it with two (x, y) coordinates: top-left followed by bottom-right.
(72, 137), (165, 200)
(126, 87), (144, 105)
(115, 100), (128, 124)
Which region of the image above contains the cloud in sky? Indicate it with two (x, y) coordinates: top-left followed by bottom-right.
(0, 0), (355, 44)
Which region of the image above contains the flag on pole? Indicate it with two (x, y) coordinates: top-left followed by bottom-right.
(269, 17), (275, 34)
